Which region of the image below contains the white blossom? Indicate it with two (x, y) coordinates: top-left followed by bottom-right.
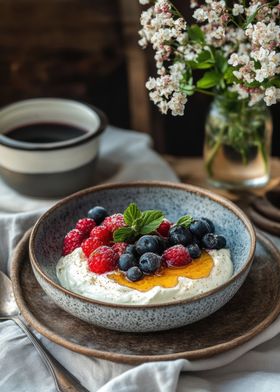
(249, 91), (264, 106)
(251, 47), (270, 62)
(230, 84), (249, 100)
(264, 86), (280, 106)
(145, 77), (157, 90)
(190, 0), (198, 9)
(232, 4), (244, 16)
(168, 92), (188, 116)
(158, 100), (169, 114)
(139, 0), (280, 114)
(228, 53), (240, 66)
(212, 26), (225, 40)
(193, 8), (208, 22)
(246, 2), (261, 17)
(245, 21), (280, 50)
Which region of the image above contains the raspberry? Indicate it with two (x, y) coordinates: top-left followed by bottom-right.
(162, 245), (192, 267)
(157, 219), (171, 237)
(81, 237), (104, 258)
(112, 242), (128, 259)
(90, 225), (112, 244)
(75, 218), (96, 237)
(103, 213), (126, 232)
(88, 246), (118, 274)
(63, 229), (84, 256)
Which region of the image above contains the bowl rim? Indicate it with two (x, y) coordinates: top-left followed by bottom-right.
(29, 181), (256, 309)
(0, 98), (107, 151)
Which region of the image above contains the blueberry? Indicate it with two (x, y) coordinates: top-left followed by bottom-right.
(154, 235), (167, 254)
(139, 252), (161, 274)
(168, 225), (193, 246)
(192, 235), (202, 247)
(126, 266), (143, 282)
(216, 235), (226, 249)
(187, 243), (201, 259)
(124, 244), (138, 257)
(201, 233), (219, 249)
(135, 235), (161, 255)
(118, 254), (138, 271)
(190, 219), (211, 238)
(87, 206), (108, 224)
(202, 217), (215, 233)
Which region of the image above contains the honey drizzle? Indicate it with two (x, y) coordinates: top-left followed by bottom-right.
(108, 251), (214, 292)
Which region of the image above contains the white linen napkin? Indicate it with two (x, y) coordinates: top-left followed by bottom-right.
(1, 127), (280, 392)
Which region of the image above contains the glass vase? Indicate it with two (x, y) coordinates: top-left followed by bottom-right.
(203, 95), (273, 189)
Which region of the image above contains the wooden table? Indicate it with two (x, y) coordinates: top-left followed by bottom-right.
(165, 156), (280, 203)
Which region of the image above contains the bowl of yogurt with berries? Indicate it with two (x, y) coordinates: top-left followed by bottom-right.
(30, 182), (256, 332)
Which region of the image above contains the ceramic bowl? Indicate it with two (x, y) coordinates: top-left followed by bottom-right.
(0, 98), (107, 197)
(29, 182), (256, 332)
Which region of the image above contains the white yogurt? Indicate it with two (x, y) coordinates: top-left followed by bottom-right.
(56, 247), (233, 305)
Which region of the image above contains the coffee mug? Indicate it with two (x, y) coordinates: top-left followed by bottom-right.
(0, 98), (107, 197)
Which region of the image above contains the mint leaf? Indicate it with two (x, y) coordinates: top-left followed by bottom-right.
(176, 215), (193, 229)
(133, 216), (144, 232)
(113, 227), (135, 242)
(197, 71), (222, 89)
(114, 206), (164, 239)
(139, 210), (164, 235)
(123, 202), (142, 226)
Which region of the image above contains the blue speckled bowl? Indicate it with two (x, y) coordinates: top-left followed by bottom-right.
(29, 182), (256, 332)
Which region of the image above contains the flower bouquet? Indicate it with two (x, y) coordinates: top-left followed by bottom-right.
(138, 0), (280, 188)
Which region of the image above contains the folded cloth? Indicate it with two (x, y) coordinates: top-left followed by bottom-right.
(1, 127), (280, 392)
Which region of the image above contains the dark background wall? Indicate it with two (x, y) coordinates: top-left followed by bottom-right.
(0, 0), (278, 157)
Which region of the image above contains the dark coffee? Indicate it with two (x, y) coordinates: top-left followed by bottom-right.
(5, 123), (87, 143)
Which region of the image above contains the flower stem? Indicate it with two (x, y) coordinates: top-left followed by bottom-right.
(205, 127), (225, 177)
(169, 2), (184, 19)
(195, 88), (216, 96)
(229, 17), (241, 28)
(256, 139), (269, 174)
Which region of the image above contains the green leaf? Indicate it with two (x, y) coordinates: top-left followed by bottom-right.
(176, 215), (193, 229)
(180, 88), (195, 96)
(254, 60), (261, 70)
(270, 78), (280, 88)
(215, 52), (228, 73)
(244, 80), (260, 88)
(180, 83), (195, 96)
(188, 25), (205, 43)
(139, 210), (164, 235)
(243, 9), (259, 28)
(113, 227), (135, 243)
(190, 61), (213, 70)
(197, 71), (222, 89)
(196, 50), (213, 63)
(224, 66), (235, 84)
(123, 202), (142, 226)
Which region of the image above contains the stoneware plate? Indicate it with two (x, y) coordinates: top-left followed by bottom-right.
(11, 230), (280, 364)
(29, 182), (256, 332)
(249, 190), (280, 236)
(248, 207), (280, 237)
(251, 188), (280, 223)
